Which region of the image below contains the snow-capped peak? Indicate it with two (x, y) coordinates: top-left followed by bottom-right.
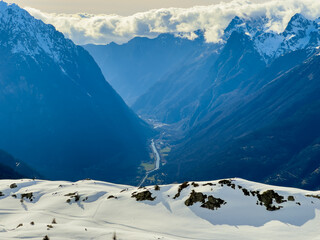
(224, 16), (246, 36)
(278, 14), (320, 55)
(284, 13), (314, 33)
(224, 15), (269, 40)
(0, 1), (76, 64)
(223, 13), (320, 63)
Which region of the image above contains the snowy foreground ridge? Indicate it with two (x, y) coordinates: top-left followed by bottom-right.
(0, 178), (320, 240)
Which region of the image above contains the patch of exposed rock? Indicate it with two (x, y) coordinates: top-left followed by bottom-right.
(132, 190), (155, 201)
(173, 182), (189, 199)
(21, 192), (34, 202)
(257, 190), (286, 211)
(306, 194), (320, 200)
(185, 190), (226, 210)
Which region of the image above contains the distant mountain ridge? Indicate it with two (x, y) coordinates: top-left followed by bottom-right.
(84, 31), (218, 105)
(86, 13), (320, 108)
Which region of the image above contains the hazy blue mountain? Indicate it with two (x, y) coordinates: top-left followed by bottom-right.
(134, 14), (320, 128)
(132, 48), (220, 127)
(133, 21), (266, 129)
(168, 50), (320, 188)
(0, 2), (152, 184)
(161, 47), (320, 190)
(132, 14), (320, 190)
(84, 32), (216, 105)
(132, 14), (320, 130)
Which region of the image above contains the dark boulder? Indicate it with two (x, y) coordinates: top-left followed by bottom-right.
(201, 196), (226, 210)
(132, 190), (156, 201)
(185, 190), (207, 206)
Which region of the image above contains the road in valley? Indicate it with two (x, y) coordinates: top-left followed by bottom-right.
(138, 139), (160, 187)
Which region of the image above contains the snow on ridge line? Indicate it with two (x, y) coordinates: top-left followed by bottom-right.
(1, 0), (320, 65)
(224, 13), (320, 62)
(0, 178), (320, 239)
(0, 177), (318, 193)
(0, 1), (77, 64)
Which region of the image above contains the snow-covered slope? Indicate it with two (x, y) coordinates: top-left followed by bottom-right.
(1, 178), (319, 240)
(225, 13), (320, 62)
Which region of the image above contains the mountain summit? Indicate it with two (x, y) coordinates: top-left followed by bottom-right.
(225, 14), (320, 62)
(0, 2), (75, 63)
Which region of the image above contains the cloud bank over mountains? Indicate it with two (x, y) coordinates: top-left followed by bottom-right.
(26, 0), (320, 45)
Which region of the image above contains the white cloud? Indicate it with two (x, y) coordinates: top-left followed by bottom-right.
(25, 0), (320, 45)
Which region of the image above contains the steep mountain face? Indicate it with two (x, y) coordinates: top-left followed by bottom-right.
(84, 32), (216, 105)
(0, 2), (152, 184)
(1, 178), (320, 239)
(163, 52), (320, 190)
(185, 31), (266, 128)
(132, 31), (267, 128)
(133, 29), (266, 130)
(132, 49), (220, 127)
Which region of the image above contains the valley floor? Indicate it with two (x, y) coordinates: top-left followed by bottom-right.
(139, 139), (161, 187)
(0, 178), (319, 240)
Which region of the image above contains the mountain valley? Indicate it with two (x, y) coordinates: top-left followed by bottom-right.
(86, 13), (320, 190)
